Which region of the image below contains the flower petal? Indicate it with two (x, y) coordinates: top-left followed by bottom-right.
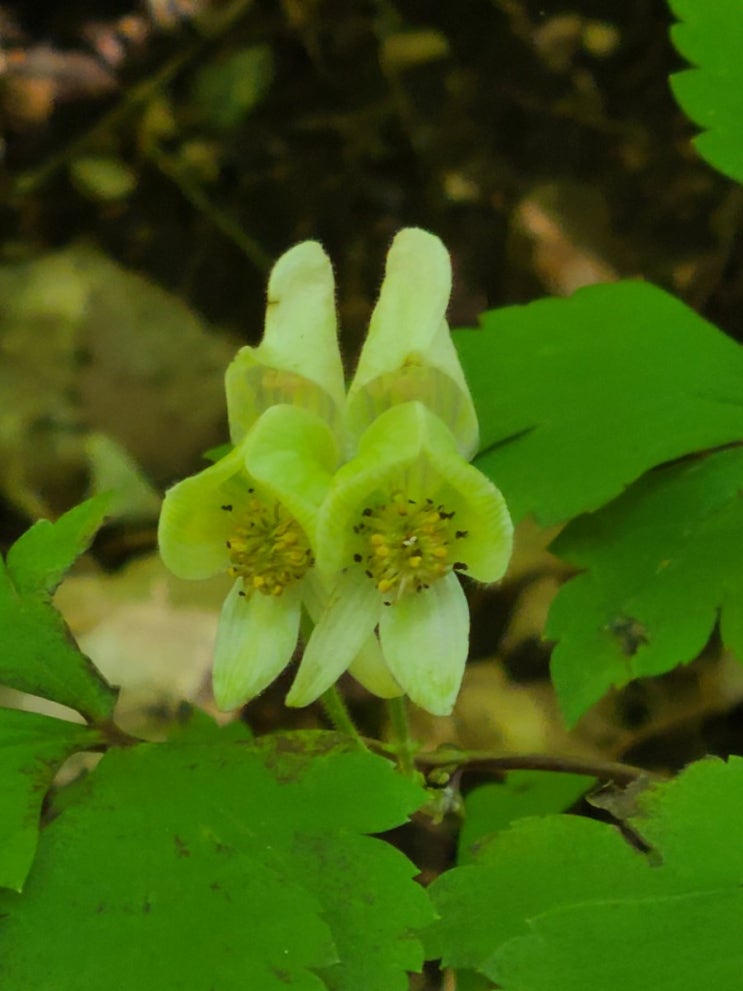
(415, 410), (514, 583)
(346, 228), (478, 457)
(432, 478), (512, 583)
(320, 402), (512, 582)
(316, 401), (439, 575)
(212, 580), (302, 710)
(379, 571), (469, 716)
(244, 404), (337, 538)
(299, 572), (399, 698)
(286, 571), (379, 706)
(348, 636), (403, 699)
(158, 445), (251, 580)
(225, 242), (345, 443)
(316, 402), (491, 571)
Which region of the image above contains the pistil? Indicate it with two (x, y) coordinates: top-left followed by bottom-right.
(223, 493), (313, 596)
(353, 491), (467, 602)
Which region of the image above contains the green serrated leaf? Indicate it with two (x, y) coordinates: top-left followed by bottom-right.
(546, 447), (743, 725)
(0, 588), (116, 722)
(6, 494), (111, 595)
(254, 732), (426, 832)
(669, 0), (743, 185)
(454, 281), (743, 524)
(0, 499), (116, 721)
(630, 756), (743, 883)
(0, 707), (100, 893)
(458, 772), (594, 864)
(426, 814), (653, 971)
(262, 737), (432, 991)
(0, 731), (431, 991)
(492, 889), (743, 990)
(428, 757), (743, 989)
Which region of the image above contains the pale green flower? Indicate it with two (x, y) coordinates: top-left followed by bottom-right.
(345, 227), (479, 459)
(225, 241), (346, 445)
(160, 229), (510, 714)
(158, 404), (337, 710)
(287, 401), (513, 716)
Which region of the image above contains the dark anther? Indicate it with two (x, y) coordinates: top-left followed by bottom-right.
(364, 570), (373, 579)
(453, 561), (469, 570)
(455, 530), (469, 539)
(408, 498), (417, 505)
(248, 487), (254, 493)
(238, 590), (246, 597)
(362, 507), (373, 517)
(353, 553), (363, 563)
(440, 510), (456, 520)
(225, 540), (232, 548)
(221, 504), (233, 512)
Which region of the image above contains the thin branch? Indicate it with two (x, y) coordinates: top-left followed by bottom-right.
(152, 149), (271, 271)
(413, 748), (655, 786)
(10, 0), (258, 202)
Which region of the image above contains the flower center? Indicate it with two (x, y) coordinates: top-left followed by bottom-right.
(223, 493), (313, 596)
(353, 491), (468, 602)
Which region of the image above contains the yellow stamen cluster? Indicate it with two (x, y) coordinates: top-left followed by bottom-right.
(223, 493), (313, 597)
(353, 491), (468, 603)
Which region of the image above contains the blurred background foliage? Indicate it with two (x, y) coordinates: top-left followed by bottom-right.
(2, 0), (743, 792)
(2, 0), (742, 519)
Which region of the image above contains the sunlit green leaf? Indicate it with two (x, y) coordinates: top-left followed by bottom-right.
(493, 889), (743, 990)
(452, 970), (493, 991)
(427, 757), (743, 989)
(546, 447), (743, 725)
(251, 735), (432, 990)
(0, 708), (100, 893)
(0, 499), (116, 721)
(0, 731), (431, 991)
(458, 772), (593, 864)
(427, 814), (653, 971)
(489, 758), (743, 989)
(669, 0), (743, 184)
(7, 494), (110, 595)
(454, 281), (743, 525)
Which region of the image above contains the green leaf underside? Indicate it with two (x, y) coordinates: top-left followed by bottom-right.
(668, 0), (743, 185)
(457, 772), (594, 864)
(427, 757), (743, 988)
(0, 731), (431, 991)
(0, 708), (99, 893)
(546, 447), (743, 726)
(0, 498), (116, 722)
(454, 281), (743, 525)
